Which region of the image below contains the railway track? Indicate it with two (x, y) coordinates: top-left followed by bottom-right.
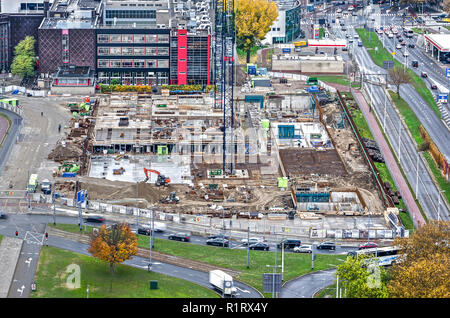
(47, 227), (241, 277)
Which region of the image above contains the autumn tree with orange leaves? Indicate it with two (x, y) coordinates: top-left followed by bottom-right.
(388, 221), (450, 298)
(88, 223), (138, 275)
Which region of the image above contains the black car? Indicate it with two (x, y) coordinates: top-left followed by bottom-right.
(431, 84), (438, 90)
(137, 226), (152, 236)
(277, 239), (301, 249)
(317, 241), (336, 250)
(85, 216), (104, 223)
(206, 238), (229, 247)
(412, 60), (419, 67)
(408, 44), (415, 48)
(168, 232), (190, 242)
(249, 242), (270, 251)
(0, 211), (7, 219)
(207, 233), (230, 240)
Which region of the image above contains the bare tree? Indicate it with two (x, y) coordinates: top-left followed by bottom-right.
(445, 0), (450, 13)
(388, 66), (413, 96)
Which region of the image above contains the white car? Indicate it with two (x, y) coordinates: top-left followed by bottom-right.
(403, 51), (409, 57)
(388, 33), (394, 38)
(241, 237), (263, 246)
(293, 245), (313, 253)
(336, 9), (342, 13)
(396, 43), (402, 49)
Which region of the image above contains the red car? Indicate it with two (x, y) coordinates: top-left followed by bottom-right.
(359, 242), (378, 250)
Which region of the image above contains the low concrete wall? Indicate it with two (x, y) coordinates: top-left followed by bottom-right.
(272, 58), (344, 74)
(0, 237), (23, 298)
(51, 86), (95, 95)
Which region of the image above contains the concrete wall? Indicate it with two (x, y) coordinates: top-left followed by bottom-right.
(51, 85), (95, 95)
(272, 58), (344, 74)
(0, 237), (23, 298)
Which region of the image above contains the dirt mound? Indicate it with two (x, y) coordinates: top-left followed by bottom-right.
(80, 180), (174, 204)
(48, 143), (83, 161)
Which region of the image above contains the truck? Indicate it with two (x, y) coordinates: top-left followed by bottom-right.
(41, 179), (52, 195)
(27, 174), (38, 193)
(209, 270), (237, 297)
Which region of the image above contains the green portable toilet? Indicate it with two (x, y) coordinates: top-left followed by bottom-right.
(261, 119), (270, 129)
(157, 145), (168, 155)
(278, 177), (288, 188)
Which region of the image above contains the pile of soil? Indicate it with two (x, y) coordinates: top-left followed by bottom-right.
(80, 180), (174, 204)
(48, 143), (83, 161)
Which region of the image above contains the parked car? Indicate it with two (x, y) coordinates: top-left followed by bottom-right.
(421, 72), (428, 78)
(431, 84), (438, 90)
(168, 232), (190, 242)
(293, 245), (313, 253)
(359, 242), (378, 250)
(85, 216), (104, 223)
(249, 242), (270, 251)
(277, 239), (301, 249)
(206, 237), (229, 247)
(241, 237), (263, 246)
(208, 233), (229, 240)
(317, 241), (336, 250)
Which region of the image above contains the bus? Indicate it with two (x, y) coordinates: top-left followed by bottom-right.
(27, 174), (38, 193)
(347, 246), (403, 266)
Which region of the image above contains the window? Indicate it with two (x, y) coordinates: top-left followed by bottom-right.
(122, 47), (133, 56)
(122, 35), (133, 43)
(110, 35), (121, 43)
(146, 34), (157, 43)
(134, 35), (146, 43)
(158, 35), (169, 43)
(134, 48), (145, 56)
(98, 47), (109, 56)
(158, 60), (169, 68)
(145, 47), (157, 56)
(110, 60), (121, 68)
(134, 60), (145, 68)
(146, 59), (156, 68)
(98, 60), (109, 68)
(158, 48), (169, 55)
(110, 47), (121, 55)
(122, 60), (133, 68)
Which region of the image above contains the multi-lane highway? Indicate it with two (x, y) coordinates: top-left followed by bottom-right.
(327, 9), (450, 222)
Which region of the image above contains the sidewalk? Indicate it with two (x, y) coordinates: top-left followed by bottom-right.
(0, 237), (23, 298)
(327, 83), (425, 227)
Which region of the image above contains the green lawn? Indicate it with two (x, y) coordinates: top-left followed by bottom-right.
(388, 91), (424, 145)
(315, 283), (337, 298)
(319, 28), (325, 39)
(423, 152), (450, 204)
(355, 28), (440, 118)
(411, 27), (425, 34)
(49, 224), (345, 297)
(32, 246), (219, 298)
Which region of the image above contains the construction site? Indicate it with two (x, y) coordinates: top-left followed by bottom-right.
(43, 71), (401, 237)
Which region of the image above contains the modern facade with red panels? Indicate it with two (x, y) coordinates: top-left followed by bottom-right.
(170, 29), (211, 86)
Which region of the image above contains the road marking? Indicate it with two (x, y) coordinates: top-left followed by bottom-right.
(235, 287), (250, 294)
(25, 257), (32, 267)
(17, 285), (25, 296)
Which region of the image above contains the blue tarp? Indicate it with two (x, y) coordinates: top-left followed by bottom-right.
(307, 86), (320, 93)
(12, 90), (19, 95)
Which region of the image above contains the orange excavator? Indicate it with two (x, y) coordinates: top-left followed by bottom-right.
(143, 168), (171, 186)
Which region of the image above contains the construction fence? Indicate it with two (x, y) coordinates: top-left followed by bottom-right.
(28, 193), (402, 240)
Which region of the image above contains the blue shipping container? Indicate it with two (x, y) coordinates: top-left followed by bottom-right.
(62, 172), (77, 178)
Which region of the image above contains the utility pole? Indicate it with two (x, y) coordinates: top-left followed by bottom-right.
(437, 190), (445, 221)
(246, 226), (250, 268)
(53, 194), (56, 225)
(398, 125), (402, 163)
(336, 274), (339, 298)
(136, 181), (139, 232)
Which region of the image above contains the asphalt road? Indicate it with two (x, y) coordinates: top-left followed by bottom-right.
(280, 268), (336, 298)
(330, 13), (450, 222)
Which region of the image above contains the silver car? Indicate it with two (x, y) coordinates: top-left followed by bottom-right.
(293, 245), (312, 253)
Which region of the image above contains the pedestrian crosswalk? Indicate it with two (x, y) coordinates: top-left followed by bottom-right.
(437, 102), (450, 129)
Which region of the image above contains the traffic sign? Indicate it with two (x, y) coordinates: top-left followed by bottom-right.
(446, 68), (450, 78)
(77, 190), (85, 205)
(438, 93), (448, 104)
